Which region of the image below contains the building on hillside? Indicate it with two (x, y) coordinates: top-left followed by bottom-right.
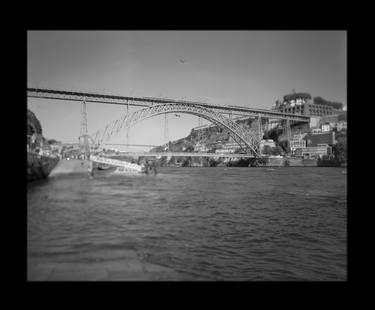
(219, 142), (241, 153)
(212, 142), (224, 151)
(311, 128), (322, 134)
(290, 134), (307, 152)
(319, 114), (340, 124)
(321, 123), (331, 132)
(301, 146), (333, 159)
(194, 142), (209, 152)
(293, 148), (303, 156)
(308, 116), (320, 129)
(273, 94), (345, 132)
(275, 98), (337, 117)
(304, 131), (336, 147)
(274, 98), (321, 129)
(319, 114), (347, 132)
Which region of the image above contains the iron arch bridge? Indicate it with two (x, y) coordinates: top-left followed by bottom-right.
(90, 102), (262, 157)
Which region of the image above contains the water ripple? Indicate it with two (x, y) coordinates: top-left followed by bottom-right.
(28, 167), (347, 281)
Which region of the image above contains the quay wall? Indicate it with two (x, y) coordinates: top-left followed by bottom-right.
(263, 157), (284, 167)
(48, 159), (91, 177)
(261, 157), (318, 167)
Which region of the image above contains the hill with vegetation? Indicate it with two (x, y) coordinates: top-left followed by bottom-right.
(280, 91), (344, 110)
(27, 109), (43, 136)
(283, 92), (312, 102)
(151, 118), (258, 153)
(332, 129), (347, 163)
(27, 109), (61, 148)
(149, 91), (346, 165)
(313, 96), (343, 110)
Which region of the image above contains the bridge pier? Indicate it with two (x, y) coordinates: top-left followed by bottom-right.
(286, 118), (291, 152)
(126, 104), (129, 148)
(258, 115), (263, 141)
(88, 159), (94, 179)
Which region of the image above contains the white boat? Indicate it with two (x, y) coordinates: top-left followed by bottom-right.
(90, 155), (144, 174)
(111, 166), (145, 175)
(97, 163), (111, 170)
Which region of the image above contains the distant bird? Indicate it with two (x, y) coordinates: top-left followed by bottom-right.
(179, 59), (186, 63)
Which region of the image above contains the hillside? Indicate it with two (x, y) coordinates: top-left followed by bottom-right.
(150, 115), (313, 157)
(150, 118), (260, 153)
(27, 109), (43, 135)
(27, 109), (62, 149)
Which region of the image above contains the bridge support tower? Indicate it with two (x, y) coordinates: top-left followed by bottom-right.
(258, 115), (263, 142)
(78, 99), (91, 160)
(285, 118), (291, 153)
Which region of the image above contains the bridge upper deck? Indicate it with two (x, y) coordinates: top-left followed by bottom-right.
(27, 88), (310, 122)
(104, 152), (256, 158)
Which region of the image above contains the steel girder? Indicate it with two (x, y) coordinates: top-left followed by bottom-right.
(90, 103), (262, 157)
(27, 88), (310, 122)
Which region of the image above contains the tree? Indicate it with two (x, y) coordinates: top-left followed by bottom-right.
(182, 157), (192, 167)
(264, 126), (283, 141)
(208, 158), (218, 167)
(27, 109), (43, 135)
(333, 135), (347, 163)
(278, 140), (290, 154)
(168, 156), (176, 166)
(158, 156), (168, 167)
(47, 139), (58, 145)
(185, 145), (194, 152)
(283, 92), (312, 102)
(313, 97), (343, 110)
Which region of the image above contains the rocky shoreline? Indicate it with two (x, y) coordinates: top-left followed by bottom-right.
(27, 152), (59, 182)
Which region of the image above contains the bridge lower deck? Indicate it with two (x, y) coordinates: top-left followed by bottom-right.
(104, 152), (256, 158)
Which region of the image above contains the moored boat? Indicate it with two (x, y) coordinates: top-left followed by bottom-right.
(111, 166), (145, 175)
(97, 163), (111, 170)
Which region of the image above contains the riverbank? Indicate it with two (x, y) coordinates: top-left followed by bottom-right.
(55, 156), (345, 174)
(104, 154), (346, 168)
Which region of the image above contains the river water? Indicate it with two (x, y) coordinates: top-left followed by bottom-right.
(27, 166), (347, 281)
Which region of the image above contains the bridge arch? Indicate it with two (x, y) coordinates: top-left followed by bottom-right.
(90, 103), (261, 156)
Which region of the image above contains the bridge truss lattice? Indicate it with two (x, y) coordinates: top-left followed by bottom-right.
(28, 88), (311, 159)
(90, 102), (263, 157)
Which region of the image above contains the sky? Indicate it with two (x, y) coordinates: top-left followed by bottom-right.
(27, 30), (346, 149)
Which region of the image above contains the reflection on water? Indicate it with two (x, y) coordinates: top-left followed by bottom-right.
(27, 167), (347, 280)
